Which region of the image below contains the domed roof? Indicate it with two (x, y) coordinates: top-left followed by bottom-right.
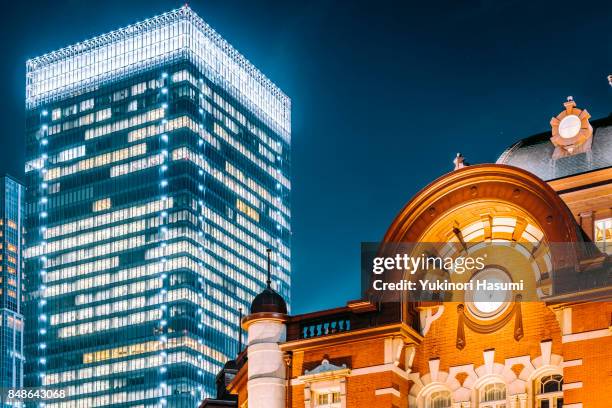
(250, 286), (287, 314)
(222, 359), (238, 370)
(497, 114), (612, 181)
(250, 248), (288, 315)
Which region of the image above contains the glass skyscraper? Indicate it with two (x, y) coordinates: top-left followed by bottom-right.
(23, 6), (291, 407)
(0, 176), (25, 400)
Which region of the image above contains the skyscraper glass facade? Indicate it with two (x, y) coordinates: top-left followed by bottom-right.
(0, 176), (25, 401)
(23, 6), (291, 407)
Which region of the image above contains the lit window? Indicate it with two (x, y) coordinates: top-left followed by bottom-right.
(131, 82), (147, 96)
(63, 104), (78, 116)
(113, 89), (129, 102)
(93, 198), (111, 212)
(427, 390), (452, 408)
(80, 98), (94, 111)
(148, 79), (161, 90)
(315, 391), (340, 407)
(128, 100), (138, 112)
(95, 108), (112, 122)
(56, 145), (86, 163)
(536, 374), (563, 408)
(480, 382), (506, 408)
(49, 183), (60, 194)
(595, 218), (612, 254)
(51, 108), (62, 121)
(79, 113), (94, 126)
(236, 199), (259, 222)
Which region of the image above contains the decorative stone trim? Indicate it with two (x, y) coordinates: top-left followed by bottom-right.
(375, 387), (401, 397)
(420, 306), (444, 336)
(408, 343), (564, 407)
(561, 359), (582, 368)
(562, 328), (612, 343)
(290, 362), (411, 386)
(298, 359), (350, 382)
(299, 358), (350, 408)
(562, 382), (583, 390)
(549, 97), (593, 158)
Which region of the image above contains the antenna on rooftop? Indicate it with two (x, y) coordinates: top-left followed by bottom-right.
(266, 248), (272, 288)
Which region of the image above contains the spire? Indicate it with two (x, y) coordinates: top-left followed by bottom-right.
(249, 247), (287, 314)
(266, 248), (272, 288)
(563, 95), (577, 112)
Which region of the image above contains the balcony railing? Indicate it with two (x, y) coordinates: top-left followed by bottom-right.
(285, 301), (383, 341)
(299, 317), (351, 339)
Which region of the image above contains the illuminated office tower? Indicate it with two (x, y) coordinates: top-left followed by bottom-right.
(23, 6), (291, 407)
(0, 176), (25, 396)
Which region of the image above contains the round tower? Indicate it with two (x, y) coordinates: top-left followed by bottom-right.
(242, 249), (288, 408)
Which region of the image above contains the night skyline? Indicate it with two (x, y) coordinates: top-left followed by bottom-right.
(2, 0), (612, 315)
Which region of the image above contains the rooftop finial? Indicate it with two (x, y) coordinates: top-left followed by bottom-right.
(266, 248), (272, 288)
(453, 152), (468, 170)
(563, 96), (577, 111)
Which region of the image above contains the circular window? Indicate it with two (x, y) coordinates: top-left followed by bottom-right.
(558, 115), (581, 139)
(465, 268), (513, 319)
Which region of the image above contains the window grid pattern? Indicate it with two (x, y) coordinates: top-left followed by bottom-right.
(537, 374), (563, 408)
(0, 177), (25, 390)
(24, 56), (290, 408)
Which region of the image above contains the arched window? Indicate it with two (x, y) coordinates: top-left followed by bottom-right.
(480, 382), (506, 408)
(536, 374), (563, 408)
(426, 390), (451, 408)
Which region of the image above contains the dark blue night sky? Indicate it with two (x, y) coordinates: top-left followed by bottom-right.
(2, 0), (611, 314)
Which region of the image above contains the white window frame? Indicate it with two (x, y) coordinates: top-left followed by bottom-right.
(426, 388), (452, 408)
(535, 374), (563, 408)
(479, 382), (507, 408)
(313, 389), (341, 408)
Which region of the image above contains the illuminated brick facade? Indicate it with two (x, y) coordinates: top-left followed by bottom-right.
(204, 99), (611, 408)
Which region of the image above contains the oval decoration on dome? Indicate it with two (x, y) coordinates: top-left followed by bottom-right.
(549, 96), (593, 158)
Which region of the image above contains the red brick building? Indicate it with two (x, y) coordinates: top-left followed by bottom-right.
(202, 97), (612, 408)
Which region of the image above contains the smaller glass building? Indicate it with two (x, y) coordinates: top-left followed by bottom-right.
(0, 176), (25, 403)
